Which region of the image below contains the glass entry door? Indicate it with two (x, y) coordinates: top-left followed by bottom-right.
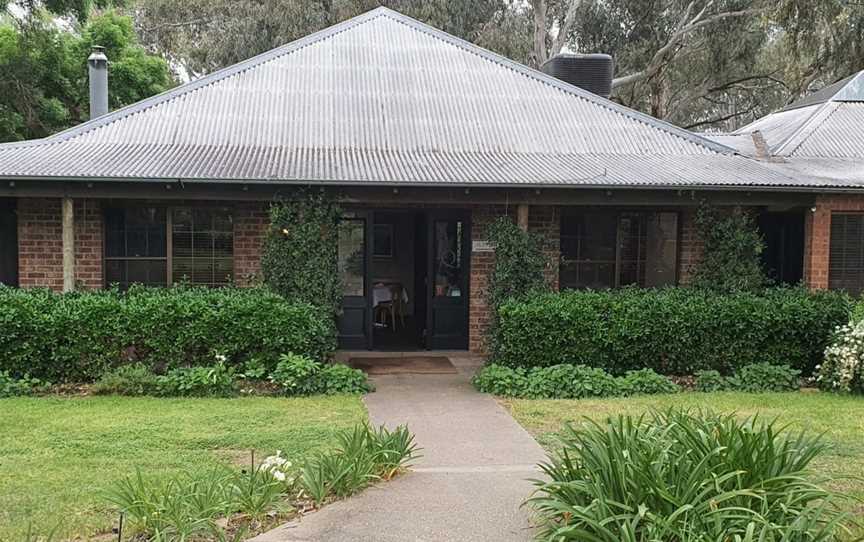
(426, 211), (470, 350)
(337, 213), (372, 349)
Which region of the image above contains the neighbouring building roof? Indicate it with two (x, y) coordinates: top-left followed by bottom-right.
(0, 7), (846, 189)
(706, 71), (864, 186)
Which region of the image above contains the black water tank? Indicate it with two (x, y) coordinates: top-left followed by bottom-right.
(541, 54), (614, 98)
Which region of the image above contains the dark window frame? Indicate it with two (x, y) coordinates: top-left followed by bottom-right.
(559, 208), (680, 290)
(103, 205), (234, 289)
(829, 212), (864, 296)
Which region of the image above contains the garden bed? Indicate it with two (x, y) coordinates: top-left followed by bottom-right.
(0, 395), (366, 541)
(504, 392), (864, 507)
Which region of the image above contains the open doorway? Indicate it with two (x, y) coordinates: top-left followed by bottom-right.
(336, 208), (470, 351)
(371, 211), (426, 350)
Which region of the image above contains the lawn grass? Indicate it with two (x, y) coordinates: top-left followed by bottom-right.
(0, 395), (367, 541)
(504, 392), (864, 504)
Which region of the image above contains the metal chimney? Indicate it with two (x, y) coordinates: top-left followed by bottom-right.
(88, 46), (108, 119)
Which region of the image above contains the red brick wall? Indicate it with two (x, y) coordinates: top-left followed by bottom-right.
(803, 195), (864, 290)
(234, 203), (269, 286)
(17, 198), (102, 290)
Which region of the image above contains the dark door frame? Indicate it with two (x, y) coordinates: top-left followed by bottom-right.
(425, 209), (471, 351)
(337, 207), (472, 351)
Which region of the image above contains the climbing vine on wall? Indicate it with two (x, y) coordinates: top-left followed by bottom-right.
(690, 204), (768, 293)
(486, 216), (550, 354)
(261, 190), (343, 318)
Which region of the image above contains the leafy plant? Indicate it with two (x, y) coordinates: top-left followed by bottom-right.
(472, 364), (530, 396)
(269, 353), (322, 395)
(104, 469), (232, 540)
(690, 204), (768, 293)
(694, 369), (728, 392)
(92, 364), (159, 396)
(696, 363), (801, 393)
(524, 364), (622, 399)
(728, 362), (801, 392)
(473, 364), (678, 399)
(155, 363), (237, 397)
(269, 354), (370, 396)
(298, 423), (418, 506)
(228, 465), (289, 522)
(618, 368), (680, 395)
(315, 364), (373, 395)
(494, 287), (850, 375)
(530, 409), (856, 541)
(0, 370), (46, 398)
(364, 424), (420, 479)
(819, 319), (864, 394)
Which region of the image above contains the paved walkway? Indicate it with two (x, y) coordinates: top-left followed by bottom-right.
(252, 358), (547, 541)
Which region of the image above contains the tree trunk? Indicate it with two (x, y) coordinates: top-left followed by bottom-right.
(532, 0), (548, 68)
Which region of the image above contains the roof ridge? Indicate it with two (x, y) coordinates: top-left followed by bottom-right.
(773, 102), (841, 157)
(6, 7), (390, 150)
(376, 9), (735, 155)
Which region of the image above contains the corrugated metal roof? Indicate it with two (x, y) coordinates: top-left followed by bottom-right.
(705, 71), (864, 185)
(0, 7), (829, 188)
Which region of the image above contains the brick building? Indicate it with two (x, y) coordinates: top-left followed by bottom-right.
(0, 8), (862, 354)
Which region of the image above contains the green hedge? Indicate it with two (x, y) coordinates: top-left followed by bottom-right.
(0, 286), (336, 382)
(494, 287), (850, 376)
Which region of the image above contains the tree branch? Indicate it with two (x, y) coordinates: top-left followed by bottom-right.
(612, 3), (765, 89)
(550, 0), (584, 58)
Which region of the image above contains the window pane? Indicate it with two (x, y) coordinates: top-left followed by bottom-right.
(618, 214), (647, 286)
(171, 208), (234, 287)
(433, 220), (463, 297)
(104, 207), (166, 258)
(339, 219), (365, 296)
(560, 213), (617, 289)
(829, 213), (864, 296)
(105, 259), (167, 289)
(645, 212), (678, 287)
(561, 211), (678, 289)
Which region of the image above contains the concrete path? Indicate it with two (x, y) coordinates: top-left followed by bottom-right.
(252, 358), (547, 542)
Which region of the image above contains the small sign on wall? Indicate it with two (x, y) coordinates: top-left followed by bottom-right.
(472, 240), (495, 253)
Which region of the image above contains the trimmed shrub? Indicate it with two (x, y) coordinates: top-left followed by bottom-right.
(530, 410), (855, 541)
(494, 287), (850, 375)
(472, 364), (677, 399)
(0, 285), (335, 382)
(695, 363), (801, 393)
(818, 319), (864, 394)
(270, 354), (371, 396)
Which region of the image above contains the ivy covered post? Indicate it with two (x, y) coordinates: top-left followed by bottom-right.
(486, 217), (550, 356)
(261, 191), (343, 345)
(691, 204), (768, 292)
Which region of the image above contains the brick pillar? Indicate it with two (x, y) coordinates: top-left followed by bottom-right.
(234, 202), (269, 286)
(677, 208), (703, 285)
(75, 199), (103, 289)
(803, 198), (833, 290)
(17, 198), (102, 290)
